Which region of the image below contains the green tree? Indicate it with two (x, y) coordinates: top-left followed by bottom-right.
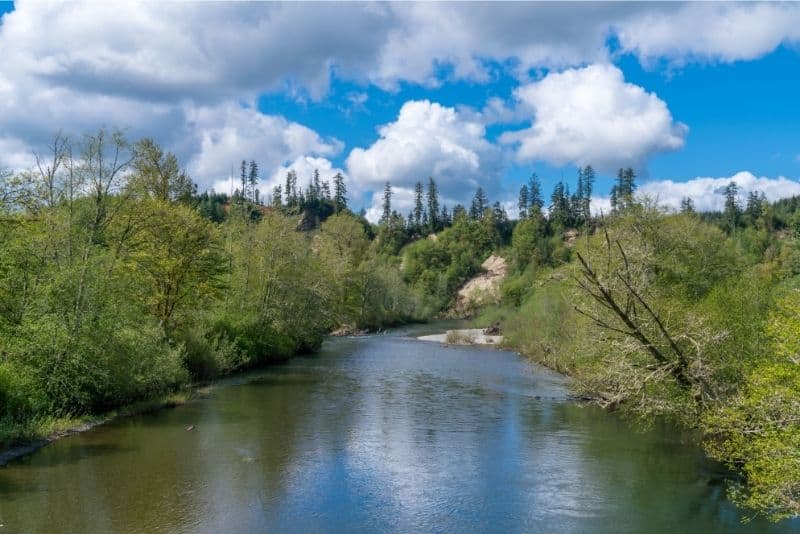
(333, 172), (347, 212)
(426, 177), (440, 232)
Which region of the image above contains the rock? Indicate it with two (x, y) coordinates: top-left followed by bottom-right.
(330, 325), (368, 337)
(484, 321), (502, 335)
(453, 254), (508, 316)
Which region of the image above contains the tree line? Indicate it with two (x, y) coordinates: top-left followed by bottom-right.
(0, 129), (424, 448)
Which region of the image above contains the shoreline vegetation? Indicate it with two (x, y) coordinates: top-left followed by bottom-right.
(1, 130), (799, 522)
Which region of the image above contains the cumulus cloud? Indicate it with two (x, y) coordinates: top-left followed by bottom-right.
(2, 1), (800, 205)
(500, 64), (687, 172)
(185, 103), (342, 190)
(591, 171), (800, 214)
(346, 100), (504, 208)
(616, 3), (800, 65)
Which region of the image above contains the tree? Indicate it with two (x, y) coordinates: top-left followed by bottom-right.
(248, 160), (259, 202)
(680, 196), (695, 214)
(413, 181), (424, 230)
(333, 172), (347, 212)
(549, 181), (570, 228)
(518, 184), (529, 220)
(271, 185), (283, 209)
(285, 170), (298, 208)
(528, 173), (543, 216)
(723, 181), (740, 232)
(440, 205), (451, 227)
(470, 187), (488, 219)
(581, 165), (595, 222)
(426, 177), (440, 232)
(381, 181), (393, 224)
(240, 160), (248, 201)
(122, 200), (225, 331)
(614, 168), (637, 210)
(745, 190), (766, 225)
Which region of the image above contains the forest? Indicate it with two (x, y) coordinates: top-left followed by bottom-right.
(1, 129), (799, 522)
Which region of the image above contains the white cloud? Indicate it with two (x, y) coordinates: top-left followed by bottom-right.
(186, 103), (342, 191)
(347, 100), (503, 205)
(2, 1), (800, 206)
(616, 3), (800, 66)
(501, 64), (687, 172)
(592, 171), (800, 214)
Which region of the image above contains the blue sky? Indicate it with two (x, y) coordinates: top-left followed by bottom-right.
(2, 1), (800, 217)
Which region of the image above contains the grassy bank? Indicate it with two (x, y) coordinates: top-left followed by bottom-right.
(0, 389), (192, 464)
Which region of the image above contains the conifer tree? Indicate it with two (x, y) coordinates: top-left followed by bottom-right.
(518, 184), (529, 220)
(470, 187), (488, 219)
(426, 177), (440, 231)
(381, 181), (392, 224)
(333, 172), (347, 212)
(413, 181), (424, 230)
(528, 173), (543, 216)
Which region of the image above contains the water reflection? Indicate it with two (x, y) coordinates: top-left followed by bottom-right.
(0, 330), (795, 533)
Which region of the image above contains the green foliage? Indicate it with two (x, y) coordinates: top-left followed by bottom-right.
(703, 285), (800, 521)
(0, 133), (426, 447)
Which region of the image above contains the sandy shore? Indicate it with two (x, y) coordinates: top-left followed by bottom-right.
(417, 328), (503, 345)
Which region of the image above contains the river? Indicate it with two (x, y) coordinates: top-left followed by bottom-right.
(0, 325), (795, 533)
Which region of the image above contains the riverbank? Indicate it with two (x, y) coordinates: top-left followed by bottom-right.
(0, 390), (193, 466)
(0, 324), (419, 466)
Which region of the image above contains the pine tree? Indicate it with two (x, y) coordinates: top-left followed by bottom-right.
(723, 181), (740, 231)
(518, 184), (529, 220)
(285, 170), (298, 208)
(426, 177), (440, 232)
(528, 173), (543, 216)
(470, 187), (488, 219)
(413, 181), (424, 230)
(549, 181), (569, 228)
(333, 172), (347, 212)
(440, 205), (450, 227)
(272, 184), (283, 209)
(382, 181), (393, 224)
(582, 165), (595, 222)
(239, 160), (247, 203)
(248, 160), (259, 202)
(680, 196), (695, 214)
(313, 169), (321, 200)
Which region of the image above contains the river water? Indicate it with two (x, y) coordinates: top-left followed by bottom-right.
(0, 325), (795, 533)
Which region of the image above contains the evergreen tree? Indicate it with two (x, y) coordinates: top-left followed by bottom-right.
(381, 181), (393, 224)
(518, 184), (529, 220)
(723, 181), (740, 231)
(549, 181), (570, 228)
(272, 184), (283, 209)
(440, 205), (450, 227)
(452, 203), (467, 220)
(239, 160), (247, 203)
(413, 181), (424, 230)
(528, 173), (543, 216)
(582, 165), (595, 222)
(745, 190), (766, 223)
(285, 170), (298, 208)
(248, 160), (259, 202)
(679, 196), (695, 214)
(615, 167), (637, 209)
(470, 186), (488, 219)
(313, 169), (321, 200)
(333, 172), (347, 212)
(426, 177), (440, 231)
